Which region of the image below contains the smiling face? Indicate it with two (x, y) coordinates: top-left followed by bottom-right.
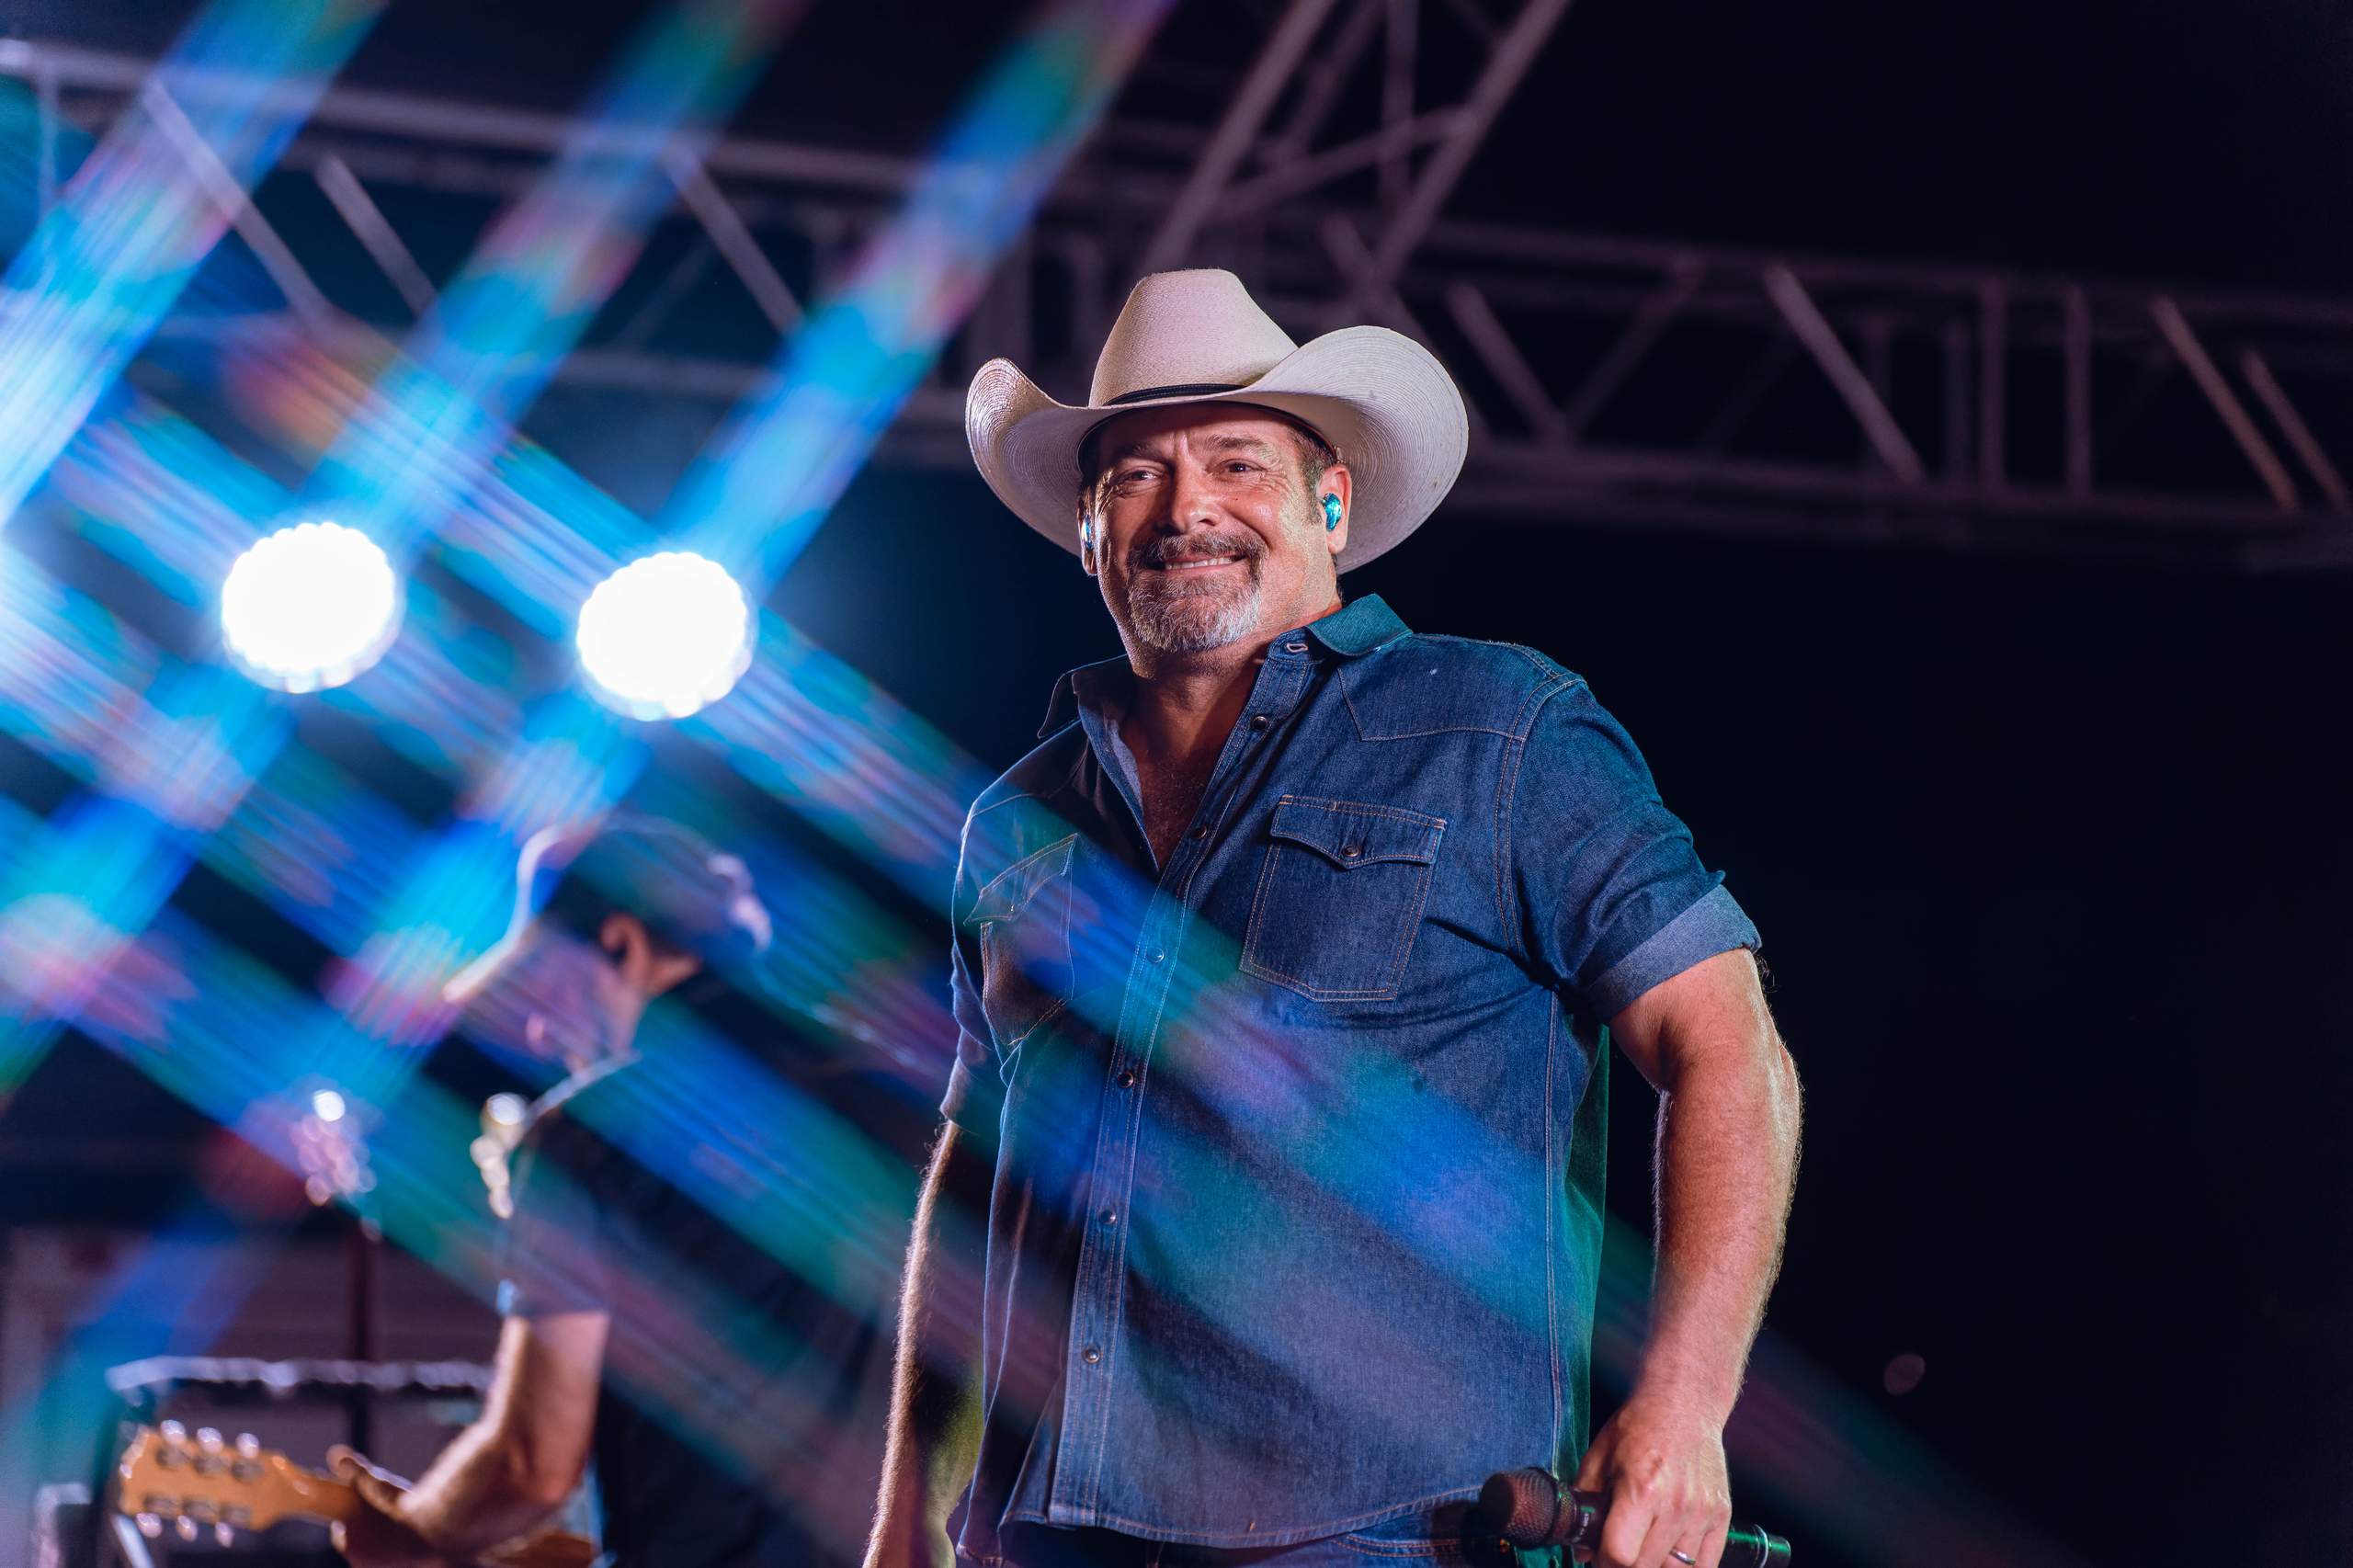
(1080, 403), (1349, 662)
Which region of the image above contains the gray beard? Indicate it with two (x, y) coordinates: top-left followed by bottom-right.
(1126, 562), (1267, 653)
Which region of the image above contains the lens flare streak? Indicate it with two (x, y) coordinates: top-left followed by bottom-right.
(28, 904), (900, 1542)
(0, 0), (382, 527)
(0, 0), (803, 1097)
(668, 0), (1178, 592)
(290, 0), (803, 562)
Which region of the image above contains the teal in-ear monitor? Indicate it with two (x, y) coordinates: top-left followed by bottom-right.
(1323, 494), (1342, 530)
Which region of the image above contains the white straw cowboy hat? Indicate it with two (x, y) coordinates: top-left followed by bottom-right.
(966, 269), (1469, 572)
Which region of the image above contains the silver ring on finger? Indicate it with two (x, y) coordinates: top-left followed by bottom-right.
(1669, 1552), (1699, 1566)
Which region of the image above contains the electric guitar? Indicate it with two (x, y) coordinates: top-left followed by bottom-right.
(116, 1422), (597, 1567)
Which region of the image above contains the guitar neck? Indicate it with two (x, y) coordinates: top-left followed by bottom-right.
(256, 1460), (366, 1527)
(117, 1425), (595, 1568)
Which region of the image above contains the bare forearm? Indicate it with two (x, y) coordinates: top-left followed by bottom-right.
(393, 1420), (562, 1556)
(393, 1313), (601, 1557)
(869, 1122), (989, 1568)
(1639, 1028), (1802, 1423)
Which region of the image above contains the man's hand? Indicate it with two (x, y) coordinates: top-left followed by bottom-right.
(1571, 1393), (1733, 1568)
(325, 1447), (447, 1568)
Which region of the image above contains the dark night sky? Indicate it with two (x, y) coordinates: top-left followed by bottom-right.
(5, 2), (2350, 1562)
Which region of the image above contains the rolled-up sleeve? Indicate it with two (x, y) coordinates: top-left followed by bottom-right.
(1509, 680), (1759, 1019)
(938, 928), (1004, 1137)
(938, 819), (1005, 1140)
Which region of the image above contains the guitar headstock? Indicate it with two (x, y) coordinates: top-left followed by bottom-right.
(116, 1421), (352, 1546)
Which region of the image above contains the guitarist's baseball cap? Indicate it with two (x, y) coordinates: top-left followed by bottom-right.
(442, 815), (774, 1009)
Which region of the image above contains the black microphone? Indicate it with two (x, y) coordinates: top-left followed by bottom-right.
(1478, 1468), (1790, 1566)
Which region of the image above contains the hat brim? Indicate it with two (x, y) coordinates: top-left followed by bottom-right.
(966, 325), (1468, 574)
(441, 926), (534, 1009)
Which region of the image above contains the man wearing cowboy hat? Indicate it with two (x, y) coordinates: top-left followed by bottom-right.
(870, 271), (1800, 1568)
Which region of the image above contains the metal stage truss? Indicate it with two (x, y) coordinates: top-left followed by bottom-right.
(8, 0), (2353, 568)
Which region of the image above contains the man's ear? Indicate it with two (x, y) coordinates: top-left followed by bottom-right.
(598, 913), (701, 999)
(1321, 461), (1353, 558)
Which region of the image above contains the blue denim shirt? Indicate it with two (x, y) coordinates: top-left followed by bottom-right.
(940, 596), (1757, 1557)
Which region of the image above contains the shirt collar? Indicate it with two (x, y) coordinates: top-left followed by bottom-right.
(1302, 594), (1410, 658)
(1036, 597), (1411, 739)
(1039, 656), (1131, 739)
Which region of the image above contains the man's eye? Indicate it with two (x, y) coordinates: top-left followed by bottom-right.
(1222, 461), (1257, 475)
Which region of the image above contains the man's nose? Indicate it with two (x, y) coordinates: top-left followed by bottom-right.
(1160, 462), (1222, 529)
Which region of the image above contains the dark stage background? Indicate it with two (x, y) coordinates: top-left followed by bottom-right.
(4, 1), (2350, 1564)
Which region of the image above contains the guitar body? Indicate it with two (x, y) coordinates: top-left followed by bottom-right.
(116, 1423), (598, 1567)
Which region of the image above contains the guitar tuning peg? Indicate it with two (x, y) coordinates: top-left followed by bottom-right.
(175, 1514), (199, 1541)
(134, 1514), (163, 1540)
(214, 1520), (235, 1548)
(196, 1427), (223, 1452)
(235, 1432), (261, 1457)
(159, 1419), (187, 1443)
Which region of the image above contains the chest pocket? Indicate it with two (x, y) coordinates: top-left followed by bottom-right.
(963, 834), (1078, 1055)
(1240, 797), (1446, 1002)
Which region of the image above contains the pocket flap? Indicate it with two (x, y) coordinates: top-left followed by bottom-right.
(1267, 797), (1444, 869)
(964, 834), (1077, 924)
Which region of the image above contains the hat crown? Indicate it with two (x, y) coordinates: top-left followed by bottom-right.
(1087, 269), (1301, 407)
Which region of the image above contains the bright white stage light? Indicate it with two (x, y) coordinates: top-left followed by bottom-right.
(221, 522), (401, 693)
(311, 1088), (347, 1123)
(575, 551), (754, 720)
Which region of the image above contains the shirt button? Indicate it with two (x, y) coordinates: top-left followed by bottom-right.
(1082, 1346), (1102, 1365)
(1249, 713), (1270, 731)
(1146, 948), (1165, 964)
(1117, 1068), (1138, 1088)
(1100, 1208), (1118, 1226)
(1341, 845), (1361, 859)
(1188, 825), (1209, 840)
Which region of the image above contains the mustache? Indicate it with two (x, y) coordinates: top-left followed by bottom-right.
(1127, 530), (1268, 571)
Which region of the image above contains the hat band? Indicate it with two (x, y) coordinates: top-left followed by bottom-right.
(1102, 381), (1244, 406)
(1077, 382), (1251, 479)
